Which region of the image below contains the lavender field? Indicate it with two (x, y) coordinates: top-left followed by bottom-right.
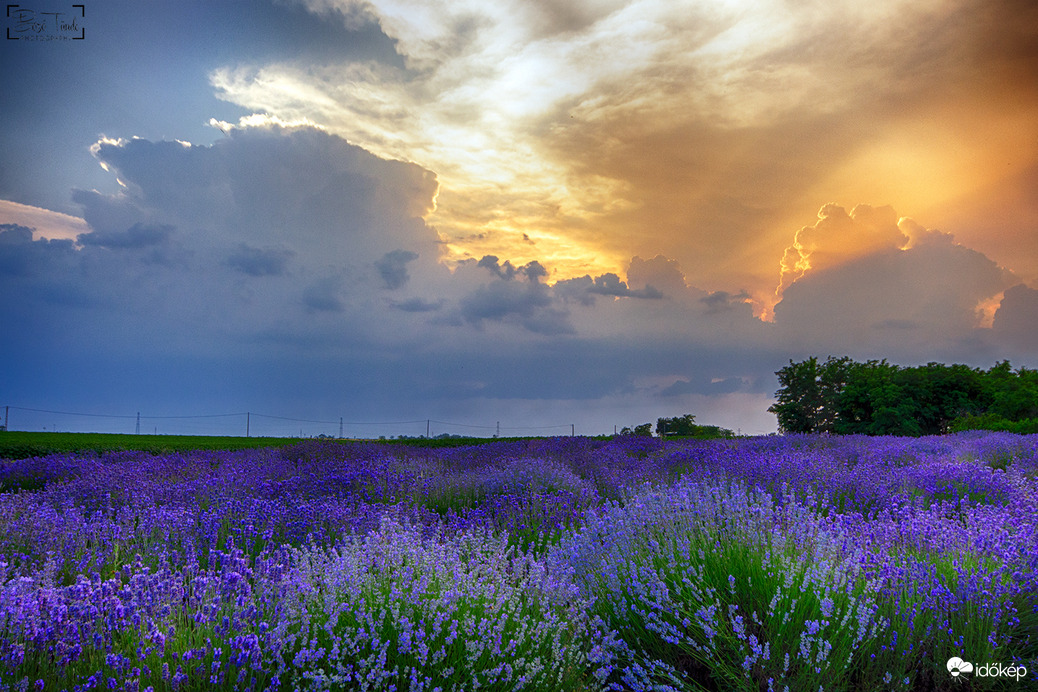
(1, 433), (1036, 691)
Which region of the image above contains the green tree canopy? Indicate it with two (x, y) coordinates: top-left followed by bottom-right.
(656, 414), (697, 437)
(770, 357), (1037, 435)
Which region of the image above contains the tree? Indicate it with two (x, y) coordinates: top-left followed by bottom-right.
(988, 362), (1038, 420)
(833, 359), (907, 435)
(656, 414), (697, 437)
(769, 356), (854, 433)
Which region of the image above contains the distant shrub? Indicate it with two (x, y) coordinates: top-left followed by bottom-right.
(950, 414), (1038, 434)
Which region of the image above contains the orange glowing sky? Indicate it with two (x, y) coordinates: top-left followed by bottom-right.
(209, 0), (1038, 315)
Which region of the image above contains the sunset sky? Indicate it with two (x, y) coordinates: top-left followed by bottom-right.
(2, 0), (1036, 436)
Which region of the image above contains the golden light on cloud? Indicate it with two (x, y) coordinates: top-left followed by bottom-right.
(213, 0), (837, 280)
(0, 199), (89, 242)
(975, 292), (1005, 329)
(766, 203), (911, 319)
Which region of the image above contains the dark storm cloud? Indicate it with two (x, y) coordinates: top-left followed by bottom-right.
(89, 123), (440, 263)
(375, 249), (420, 289)
(77, 223), (173, 250)
(555, 272), (663, 305)
(225, 244), (295, 277)
(0, 224), (74, 277)
(476, 255), (546, 282)
(459, 278), (569, 333)
(302, 276), (345, 313)
(0, 122), (450, 372)
(392, 297), (443, 312)
(701, 290), (752, 314)
(589, 273), (663, 299)
(451, 255), (576, 333)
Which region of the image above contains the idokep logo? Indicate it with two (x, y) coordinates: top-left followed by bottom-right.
(947, 657), (973, 678)
(947, 656), (1029, 683)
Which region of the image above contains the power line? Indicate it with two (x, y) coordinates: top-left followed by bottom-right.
(141, 412), (248, 420)
(253, 413), (428, 426)
(7, 406), (138, 419)
(0, 405), (575, 436)
(4, 407), (249, 420)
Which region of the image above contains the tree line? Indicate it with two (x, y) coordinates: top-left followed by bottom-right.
(769, 357), (1038, 435)
(619, 414), (735, 439)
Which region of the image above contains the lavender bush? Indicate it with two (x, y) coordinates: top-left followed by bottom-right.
(1, 433), (1036, 691)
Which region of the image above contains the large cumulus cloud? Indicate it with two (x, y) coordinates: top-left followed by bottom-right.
(86, 120), (439, 264)
(2, 121), (444, 357)
(771, 203), (1023, 362)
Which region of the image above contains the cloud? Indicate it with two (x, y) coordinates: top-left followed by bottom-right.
(0, 224), (75, 278)
(458, 271), (569, 334)
(71, 189), (147, 236)
(475, 255), (546, 282)
(776, 204), (909, 305)
(392, 297), (443, 312)
(87, 119), (440, 266)
(555, 271), (663, 305)
(626, 255), (687, 296)
(302, 275), (345, 312)
(225, 243), (295, 276)
(77, 222), (173, 250)
(772, 215), (1016, 356)
(701, 290), (752, 314)
(992, 283), (1038, 352)
(589, 273), (663, 299)
(375, 249), (419, 289)
(897, 216), (956, 249)
(0, 121), (451, 362)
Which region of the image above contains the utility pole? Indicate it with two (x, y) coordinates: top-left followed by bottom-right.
(340, 417), (344, 438)
(3, 405), (7, 432)
(246, 412), (250, 438)
(571, 423), (575, 436)
(135, 412), (140, 435)
(495, 421), (500, 438)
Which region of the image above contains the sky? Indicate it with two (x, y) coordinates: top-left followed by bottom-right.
(1, 0), (1036, 437)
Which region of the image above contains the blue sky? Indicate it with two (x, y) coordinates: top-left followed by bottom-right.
(1, 0), (1036, 436)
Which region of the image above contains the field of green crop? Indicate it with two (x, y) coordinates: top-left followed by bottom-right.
(0, 431), (306, 460)
(0, 432), (558, 461)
